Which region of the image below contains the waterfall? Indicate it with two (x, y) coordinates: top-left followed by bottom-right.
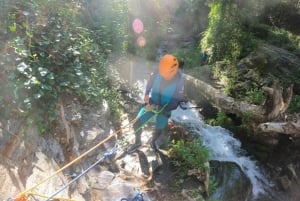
(170, 102), (273, 199)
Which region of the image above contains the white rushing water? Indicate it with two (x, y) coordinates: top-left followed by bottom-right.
(170, 102), (271, 197)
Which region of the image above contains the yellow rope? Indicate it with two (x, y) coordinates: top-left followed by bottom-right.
(15, 116), (139, 198)
(16, 103), (167, 199)
(27, 191), (78, 201)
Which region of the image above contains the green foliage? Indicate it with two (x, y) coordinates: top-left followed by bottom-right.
(84, 0), (129, 53)
(244, 87), (265, 105)
(201, 1), (239, 62)
(245, 21), (299, 54)
(208, 176), (219, 199)
(172, 46), (203, 68)
(184, 64), (213, 81)
(216, 112), (234, 127)
(201, 0), (258, 63)
(267, 28), (300, 53)
(216, 63), (239, 96)
(206, 111), (234, 127)
(259, 2), (300, 35)
(169, 140), (209, 173)
(5, 0), (123, 133)
(288, 95), (300, 113)
(247, 23), (270, 40)
(241, 111), (255, 126)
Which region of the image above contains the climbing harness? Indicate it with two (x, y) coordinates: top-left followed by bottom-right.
(12, 103), (168, 201)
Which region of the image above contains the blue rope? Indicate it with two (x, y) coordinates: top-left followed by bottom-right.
(120, 189), (151, 201)
(44, 103), (168, 200)
(45, 147), (117, 201)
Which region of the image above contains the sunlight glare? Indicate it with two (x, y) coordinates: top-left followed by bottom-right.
(137, 36), (146, 47)
(132, 18), (143, 34)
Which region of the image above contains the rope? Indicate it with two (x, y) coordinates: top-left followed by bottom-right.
(118, 104), (168, 147)
(120, 189), (151, 201)
(15, 116), (139, 199)
(15, 103), (168, 200)
(27, 192), (77, 201)
(46, 104), (168, 200)
(46, 148), (117, 201)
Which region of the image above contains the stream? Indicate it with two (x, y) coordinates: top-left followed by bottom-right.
(170, 102), (287, 201)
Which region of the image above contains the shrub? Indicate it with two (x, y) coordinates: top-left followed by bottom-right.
(201, 1), (257, 63)
(172, 47), (203, 68)
(169, 140), (209, 173)
(288, 95), (300, 113)
(6, 0), (123, 133)
(244, 88), (265, 105)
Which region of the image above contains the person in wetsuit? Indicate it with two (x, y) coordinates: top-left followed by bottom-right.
(127, 54), (185, 153)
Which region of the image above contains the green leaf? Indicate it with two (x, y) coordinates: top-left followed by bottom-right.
(60, 81), (69, 86)
(39, 52), (45, 58)
(73, 50), (80, 55)
(73, 83), (80, 88)
(21, 50), (29, 56)
(75, 62), (82, 69)
(26, 31), (33, 38)
(15, 37), (24, 46)
(9, 23), (17, 32)
(24, 98), (30, 103)
(75, 70), (83, 76)
(47, 73), (55, 80)
(31, 77), (40, 85)
(34, 93), (42, 99)
(41, 84), (52, 90)
(17, 62), (28, 73)
(38, 67), (49, 76)
(26, 117), (34, 124)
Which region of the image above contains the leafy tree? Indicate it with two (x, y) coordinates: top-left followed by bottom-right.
(3, 0), (125, 133)
(200, 0), (257, 63)
(259, 2), (300, 35)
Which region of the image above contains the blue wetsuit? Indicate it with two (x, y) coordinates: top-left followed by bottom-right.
(133, 69), (184, 145)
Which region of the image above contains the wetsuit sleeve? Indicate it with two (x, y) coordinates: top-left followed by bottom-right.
(164, 73), (185, 111)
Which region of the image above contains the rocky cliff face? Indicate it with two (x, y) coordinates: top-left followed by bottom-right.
(0, 92), (177, 201)
(0, 99), (124, 200)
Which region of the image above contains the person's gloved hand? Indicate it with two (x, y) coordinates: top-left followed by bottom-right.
(145, 104), (159, 111)
(144, 95), (150, 104)
(145, 103), (151, 111)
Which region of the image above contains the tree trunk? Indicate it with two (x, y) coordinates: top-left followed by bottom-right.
(262, 80), (293, 121)
(185, 75), (299, 136)
(184, 75), (265, 120)
(257, 113), (300, 136)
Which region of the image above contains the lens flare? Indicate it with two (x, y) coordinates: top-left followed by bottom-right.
(132, 18), (143, 34)
(137, 36), (146, 47)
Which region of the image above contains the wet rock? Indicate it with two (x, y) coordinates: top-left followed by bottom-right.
(93, 170), (115, 190)
(187, 161), (210, 197)
(92, 176), (137, 201)
(278, 175), (292, 191)
(181, 189), (205, 201)
(209, 160), (252, 201)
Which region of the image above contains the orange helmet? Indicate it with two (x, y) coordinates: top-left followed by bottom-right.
(158, 54), (179, 80)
